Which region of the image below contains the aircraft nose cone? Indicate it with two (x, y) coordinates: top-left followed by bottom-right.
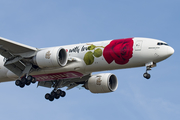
(168, 46), (174, 56)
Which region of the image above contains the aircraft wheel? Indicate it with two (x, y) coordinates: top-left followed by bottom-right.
(21, 77), (27, 84)
(27, 75), (33, 81)
(51, 91), (57, 98)
(31, 77), (36, 84)
(60, 91), (66, 97)
(56, 89), (62, 95)
(146, 74), (151, 79)
(26, 80), (31, 86)
(20, 83), (25, 88)
(49, 96), (54, 101)
(143, 73), (151, 79)
(55, 94), (60, 99)
(15, 80), (21, 86)
(45, 93), (51, 100)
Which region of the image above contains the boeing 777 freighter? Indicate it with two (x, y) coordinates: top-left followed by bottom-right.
(0, 37), (174, 101)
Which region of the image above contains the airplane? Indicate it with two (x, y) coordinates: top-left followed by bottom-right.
(0, 37), (174, 101)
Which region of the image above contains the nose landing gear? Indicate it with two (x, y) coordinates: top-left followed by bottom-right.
(143, 62), (156, 79)
(143, 67), (151, 79)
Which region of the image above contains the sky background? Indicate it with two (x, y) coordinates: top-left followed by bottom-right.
(0, 0), (179, 120)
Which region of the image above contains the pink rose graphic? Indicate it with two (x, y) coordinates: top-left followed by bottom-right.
(103, 38), (134, 65)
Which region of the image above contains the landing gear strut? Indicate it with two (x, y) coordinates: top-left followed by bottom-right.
(15, 75), (37, 88)
(45, 89), (66, 101)
(143, 62), (156, 79)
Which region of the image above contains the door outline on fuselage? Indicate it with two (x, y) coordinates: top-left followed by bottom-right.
(135, 40), (143, 51)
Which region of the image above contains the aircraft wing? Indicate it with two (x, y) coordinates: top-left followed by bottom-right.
(37, 74), (91, 90)
(0, 37), (37, 58)
(0, 37), (38, 77)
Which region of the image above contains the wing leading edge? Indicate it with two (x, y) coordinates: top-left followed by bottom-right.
(0, 37), (37, 55)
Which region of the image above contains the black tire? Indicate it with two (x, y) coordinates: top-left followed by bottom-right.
(51, 91), (56, 98)
(143, 73), (151, 79)
(146, 74), (151, 79)
(60, 91), (66, 97)
(56, 89), (62, 95)
(143, 73), (147, 78)
(20, 83), (25, 88)
(15, 80), (21, 86)
(55, 94), (60, 99)
(31, 77), (36, 84)
(49, 96), (54, 101)
(45, 93), (51, 100)
(26, 80), (31, 86)
(27, 75), (33, 81)
(21, 77), (27, 84)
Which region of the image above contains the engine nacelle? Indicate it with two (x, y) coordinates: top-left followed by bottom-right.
(33, 47), (68, 68)
(85, 73), (118, 93)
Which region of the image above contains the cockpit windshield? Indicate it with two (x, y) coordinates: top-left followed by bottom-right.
(157, 42), (168, 46)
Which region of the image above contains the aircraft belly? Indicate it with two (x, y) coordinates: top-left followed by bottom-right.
(29, 59), (87, 81)
(33, 71), (84, 81)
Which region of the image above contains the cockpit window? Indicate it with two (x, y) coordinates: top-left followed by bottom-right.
(157, 42), (168, 46)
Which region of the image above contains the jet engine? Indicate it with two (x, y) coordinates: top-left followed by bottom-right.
(33, 47), (68, 68)
(84, 73), (118, 93)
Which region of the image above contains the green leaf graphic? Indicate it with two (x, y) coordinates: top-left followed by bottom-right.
(93, 48), (102, 58)
(84, 51), (94, 65)
(88, 45), (96, 50)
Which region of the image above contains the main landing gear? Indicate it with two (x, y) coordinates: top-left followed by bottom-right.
(45, 89), (66, 101)
(15, 75), (37, 88)
(15, 75), (66, 101)
(143, 62), (156, 79)
(44, 80), (66, 101)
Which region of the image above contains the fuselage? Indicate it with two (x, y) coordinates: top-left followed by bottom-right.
(0, 37), (174, 82)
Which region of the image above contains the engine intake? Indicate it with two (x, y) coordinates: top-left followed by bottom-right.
(33, 47), (68, 68)
(85, 73), (118, 93)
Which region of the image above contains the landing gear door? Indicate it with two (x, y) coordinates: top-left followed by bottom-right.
(135, 41), (143, 51)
